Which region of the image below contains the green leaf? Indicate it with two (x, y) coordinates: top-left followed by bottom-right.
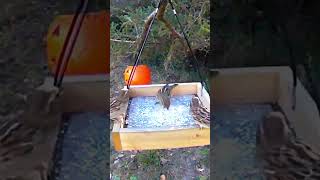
(130, 175), (138, 180)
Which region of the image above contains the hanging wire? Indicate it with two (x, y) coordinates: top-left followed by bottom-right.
(126, 0), (209, 93)
(53, 0), (88, 88)
(168, 0), (208, 93)
(126, 0), (164, 89)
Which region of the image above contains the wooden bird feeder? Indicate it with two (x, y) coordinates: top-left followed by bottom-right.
(112, 82), (210, 151)
(211, 66), (320, 151)
(41, 76), (210, 151)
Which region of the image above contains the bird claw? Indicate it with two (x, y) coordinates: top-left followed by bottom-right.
(197, 124), (204, 130)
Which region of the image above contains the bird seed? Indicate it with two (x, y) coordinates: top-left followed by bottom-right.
(126, 95), (197, 128)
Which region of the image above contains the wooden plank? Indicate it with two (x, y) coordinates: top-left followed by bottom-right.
(111, 95), (129, 130)
(124, 82), (199, 97)
(211, 66), (290, 74)
(119, 126), (200, 132)
(44, 75), (109, 113)
(61, 81), (108, 112)
(51, 74), (107, 82)
(196, 83), (210, 109)
(116, 128), (210, 151)
(210, 66), (320, 151)
(277, 68), (320, 151)
(112, 132), (122, 151)
(211, 67), (279, 104)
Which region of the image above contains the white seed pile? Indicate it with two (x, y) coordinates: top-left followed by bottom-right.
(126, 95), (197, 128)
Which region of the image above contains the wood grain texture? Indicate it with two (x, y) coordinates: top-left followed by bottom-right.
(115, 128), (210, 151)
(210, 66), (320, 152)
(211, 67), (280, 104)
(277, 68), (320, 151)
(44, 75), (109, 113)
(124, 82), (199, 97)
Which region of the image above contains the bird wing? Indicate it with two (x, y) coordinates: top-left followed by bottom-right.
(190, 97), (210, 127)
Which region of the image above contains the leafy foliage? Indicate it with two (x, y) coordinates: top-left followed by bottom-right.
(111, 0), (210, 84)
(136, 150), (161, 168)
(129, 175), (138, 180)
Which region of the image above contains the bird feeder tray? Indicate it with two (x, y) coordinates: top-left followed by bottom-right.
(211, 66), (320, 151)
(112, 82), (210, 151)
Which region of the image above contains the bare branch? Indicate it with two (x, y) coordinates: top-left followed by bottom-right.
(136, 0), (188, 53)
(111, 39), (135, 43)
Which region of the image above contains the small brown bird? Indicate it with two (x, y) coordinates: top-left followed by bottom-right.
(156, 83), (178, 110)
(256, 111), (320, 180)
(190, 96), (210, 129)
(23, 83), (62, 145)
(110, 90), (129, 112)
(110, 89), (129, 124)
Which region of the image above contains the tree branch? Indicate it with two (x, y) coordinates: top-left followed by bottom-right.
(136, 0), (188, 54)
(111, 39), (135, 43)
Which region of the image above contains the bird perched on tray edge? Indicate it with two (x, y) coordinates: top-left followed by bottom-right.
(0, 82), (62, 179)
(256, 111), (320, 180)
(156, 83), (178, 110)
(110, 89), (129, 125)
(190, 96), (210, 129)
(110, 90), (129, 113)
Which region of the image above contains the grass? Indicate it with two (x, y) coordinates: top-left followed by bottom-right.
(198, 147), (210, 168)
(196, 176), (208, 180)
(129, 175), (138, 180)
(198, 148), (209, 156)
(110, 0), (210, 90)
(136, 150), (161, 168)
